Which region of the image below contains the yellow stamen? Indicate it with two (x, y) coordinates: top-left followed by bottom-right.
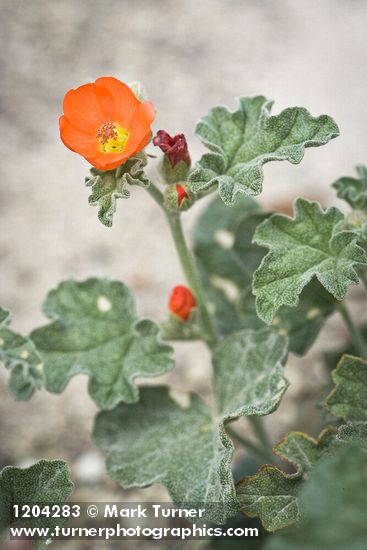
(96, 120), (129, 154)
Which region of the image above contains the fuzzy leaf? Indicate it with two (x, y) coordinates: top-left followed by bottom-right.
(273, 428), (337, 474)
(31, 278), (174, 409)
(86, 153), (150, 227)
(213, 328), (289, 420)
(0, 459), (73, 547)
(237, 428), (336, 532)
(266, 445), (367, 550)
(326, 354), (367, 421)
(332, 165), (367, 210)
(94, 329), (289, 523)
(189, 96), (339, 205)
(337, 422), (367, 452)
(193, 195), (261, 335)
(0, 307), (9, 328)
(237, 466), (301, 532)
(239, 355), (367, 533)
(239, 279), (336, 355)
(94, 387), (238, 524)
(193, 197), (334, 353)
(253, 198), (366, 323)
(0, 307), (44, 400)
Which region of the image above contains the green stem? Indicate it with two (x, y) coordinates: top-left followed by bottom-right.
(248, 416), (273, 460)
(226, 426), (274, 464)
(147, 182), (274, 458)
(146, 181), (165, 206)
(146, 183), (219, 348)
(338, 302), (367, 357)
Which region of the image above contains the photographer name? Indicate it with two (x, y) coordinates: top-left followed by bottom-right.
(104, 504), (205, 519)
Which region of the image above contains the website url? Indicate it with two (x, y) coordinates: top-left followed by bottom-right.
(11, 523), (259, 541)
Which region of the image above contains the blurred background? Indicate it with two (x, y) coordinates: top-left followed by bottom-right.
(1, 0), (367, 548)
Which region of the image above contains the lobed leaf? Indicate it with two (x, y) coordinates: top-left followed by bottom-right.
(94, 328), (289, 523)
(239, 353), (367, 533)
(326, 354), (367, 422)
(337, 422), (367, 452)
(189, 96), (339, 205)
(236, 466), (301, 532)
(265, 445), (367, 550)
(253, 198), (366, 323)
(31, 278), (174, 409)
(332, 165), (367, 210)
(86, 153), (150, 227)
(94, 387), (238, 524)
(240, 279), (336, 355)
(0, 307), (10, 328)
(193, 196), (336, 354)
(0, 459), (73, 548)
(213, 328), (289, 420)
(0, 306), (44, 400)
(272, 428), (337, 474)
(237, 428), (337, 532)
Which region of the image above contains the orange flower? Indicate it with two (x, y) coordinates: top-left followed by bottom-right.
(168, 285), (197, 321)
(59, 77), (155, 171)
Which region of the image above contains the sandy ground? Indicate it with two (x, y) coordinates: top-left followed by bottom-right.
(1, 1), (367, 548)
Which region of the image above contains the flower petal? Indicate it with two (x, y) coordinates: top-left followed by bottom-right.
(59, 116), (99, 156)
(127, 107), (152, 145)
(63, 83), (106, 133)
(139, 101), (156, 124)
(95, 77), (140, 127)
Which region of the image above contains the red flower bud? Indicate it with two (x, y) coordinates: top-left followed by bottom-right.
(176, 184), (189, 206)
(168, 285), (196, 321)
(153, 130), (190, 168)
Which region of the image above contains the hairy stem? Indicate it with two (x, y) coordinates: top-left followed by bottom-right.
(146, 182), (274, 455)
(146, 182), (219, 348)
(226, 426), (274, 464)
(338, 302), (367, 357)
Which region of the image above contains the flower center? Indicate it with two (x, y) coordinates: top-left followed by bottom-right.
(96, 119), (129, 153)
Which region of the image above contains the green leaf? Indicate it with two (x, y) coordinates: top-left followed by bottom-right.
(86, 153), (150, 227)
(332, 165), (367, 210)
(193, 194), (261, 335)
(0, 306), (10, 328)
(94, 328), (288, 523)
(0, 459), (73, 548)
(326, 354), (367, 421)
(236, 466), (301, 532)
(253, 198), (366, 323)
(239, 279), (336, 356)
(273, 428), (337, 474)
(232, 211), (270, 277)
(0, 306), (44, 400)
(189, 96), (339, 205)
(239, 354), (367, 533)
(237, 428), (337, 532)
(94, 387), (238, 524)
(337, 422), (367, 452)
(31, 278), (174, 409)
(213, 328), (289, 420)
(265, 445), (367, 550)
(193, 196), (334, 353)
